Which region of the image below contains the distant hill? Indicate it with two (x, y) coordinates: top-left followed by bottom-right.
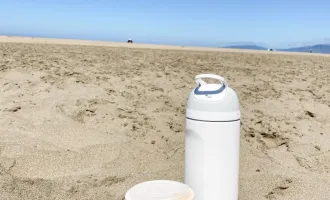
(223, 45), (267, 50)
(222, 44), (330, 54)
(280, 44), (330, 54)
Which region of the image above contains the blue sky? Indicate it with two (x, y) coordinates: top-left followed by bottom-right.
(0, 0), (329, 48)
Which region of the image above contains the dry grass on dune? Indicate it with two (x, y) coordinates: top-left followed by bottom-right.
(0, 41), (330, 200)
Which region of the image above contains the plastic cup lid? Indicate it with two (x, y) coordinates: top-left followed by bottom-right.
(125, 180), (194, 200)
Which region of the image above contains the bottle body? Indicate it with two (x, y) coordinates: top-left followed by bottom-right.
(184, 118), (240, 200)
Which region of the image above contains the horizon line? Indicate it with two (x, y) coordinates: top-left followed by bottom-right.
(0, 34), (330, 54)
(2, 33), (330, 49)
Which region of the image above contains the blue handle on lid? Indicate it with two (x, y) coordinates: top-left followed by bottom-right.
(194, 84), (226, 95)
(194, 74), (228, 95)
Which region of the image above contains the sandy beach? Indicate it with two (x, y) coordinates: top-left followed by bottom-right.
(0, 36), (330, 200)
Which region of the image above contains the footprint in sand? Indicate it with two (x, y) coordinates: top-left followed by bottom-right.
(4, 106), (22, 112)
(244, 119), (290, 150)
(265, 179), (293, 199)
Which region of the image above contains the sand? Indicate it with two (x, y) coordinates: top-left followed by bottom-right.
(0, 36), (330, 200)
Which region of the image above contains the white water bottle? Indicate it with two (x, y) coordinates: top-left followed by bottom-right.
(184, 74), (241, 200)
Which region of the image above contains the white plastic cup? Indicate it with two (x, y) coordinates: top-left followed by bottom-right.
(125, 180), (194, 200)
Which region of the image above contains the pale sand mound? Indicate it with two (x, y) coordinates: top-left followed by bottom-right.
(0, 40), (330, 200)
